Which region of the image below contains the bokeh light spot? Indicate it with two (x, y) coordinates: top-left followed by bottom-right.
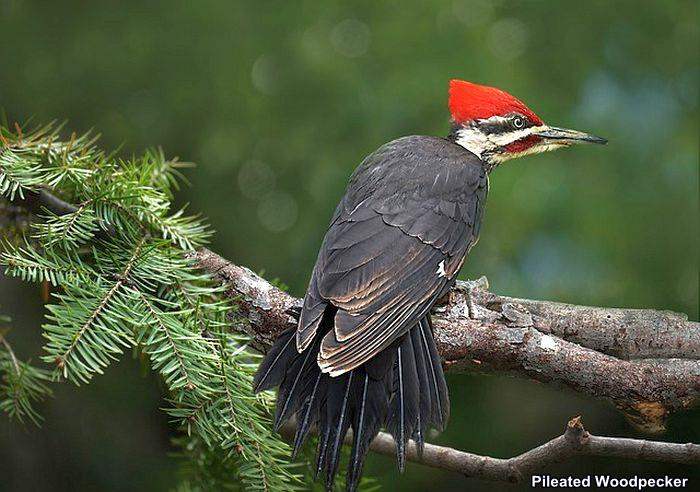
(452, 0), (495, 27)
(238, 160), (276, 199)
(330, 19), (371, 58)
(251, 55), (279, 95)
(258, 192), (298, 232)
(487, 18), (528, 61)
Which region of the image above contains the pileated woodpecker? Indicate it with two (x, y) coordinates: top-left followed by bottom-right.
(254, 79), (606, 490)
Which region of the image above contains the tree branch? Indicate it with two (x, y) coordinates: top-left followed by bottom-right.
(279, 416), (699, 482)
(190, 247), (699, 434)
(4, 188), (700, 482)
(468, 287), (699, 360)
(358, 416), (699, 482)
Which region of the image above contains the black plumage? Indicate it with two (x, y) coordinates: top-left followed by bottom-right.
(253, 135), (488, 491)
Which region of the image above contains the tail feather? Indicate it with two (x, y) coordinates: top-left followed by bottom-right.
(292, 371), (322, 458)
(313, 371), (354, 487)
(325, 372), (354, 489)
(347, 372), (370, 491)
(410, 325), (431, 456)
(392, 346), (406, 471)
(274, 340), (316, 430)
(315, 402), (332, 479)
(387, 336), (420, 472)
(347, 359), (393, 491)
(253, 315), (449, 491)
(252, 328), (296, 392)
(419, 318), (450, 429)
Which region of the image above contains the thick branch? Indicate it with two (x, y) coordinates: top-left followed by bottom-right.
(190, 248), (699, 434)
(4, 187), (700, 481)
(470, 288), (699, 360)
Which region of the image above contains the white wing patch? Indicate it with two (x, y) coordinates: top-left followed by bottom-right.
(436, 260), (447, 277)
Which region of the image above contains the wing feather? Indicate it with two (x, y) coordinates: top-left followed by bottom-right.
(296, 136), (488, 369)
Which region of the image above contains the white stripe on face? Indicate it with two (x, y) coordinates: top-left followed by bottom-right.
(454, 115), (550, 162)
(488, 124), (548, 146)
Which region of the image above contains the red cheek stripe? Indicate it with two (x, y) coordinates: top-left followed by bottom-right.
(505, 135), (541, 153)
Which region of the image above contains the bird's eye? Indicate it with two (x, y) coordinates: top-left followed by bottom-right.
(512, 117), (525, 129)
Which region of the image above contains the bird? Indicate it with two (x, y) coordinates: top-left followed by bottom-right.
(253, 79), (606, 491)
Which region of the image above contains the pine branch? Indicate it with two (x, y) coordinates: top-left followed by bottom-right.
(136, 290), (213, 395)
(0, 321), (53, 425)
(32, 200), (99, 248)
(1, 241), (93, 285)
(42, 236), (145, 383)
(0, 124), (304, 491)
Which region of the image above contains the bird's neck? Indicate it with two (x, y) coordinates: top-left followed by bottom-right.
(447, 125), (500, 173)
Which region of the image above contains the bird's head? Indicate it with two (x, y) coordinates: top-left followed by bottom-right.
(448, 79), (606, 168)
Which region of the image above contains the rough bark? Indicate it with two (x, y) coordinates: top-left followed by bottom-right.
(469, 287), (699, 360)
(190, 248), (699, 434)
(4, 190), (699, 482)
(361, 417), (699, 482)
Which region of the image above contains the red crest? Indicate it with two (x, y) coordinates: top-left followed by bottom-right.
(448, 79), (543, 125)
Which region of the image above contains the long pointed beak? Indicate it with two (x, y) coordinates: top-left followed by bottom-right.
(534, 126), (608, 145)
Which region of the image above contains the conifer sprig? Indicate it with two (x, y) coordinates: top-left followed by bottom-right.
(0, 123), (304, 490)
(0, 315), (53, 425)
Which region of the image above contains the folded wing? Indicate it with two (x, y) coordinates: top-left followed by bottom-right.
(300, 150), (487, 376)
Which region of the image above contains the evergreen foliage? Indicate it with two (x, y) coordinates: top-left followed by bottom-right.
(0, 123), (305, 490)
(0, 313), (53, 425)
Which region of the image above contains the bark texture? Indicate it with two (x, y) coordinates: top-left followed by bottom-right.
(361, 416), (700, 482)
(190, 248), (699, 435)
(4, 191), (698, 481)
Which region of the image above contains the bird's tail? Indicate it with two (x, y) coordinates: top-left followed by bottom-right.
(253, 314), (449, 491)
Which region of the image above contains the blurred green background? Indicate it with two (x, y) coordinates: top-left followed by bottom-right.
(0, 0), (698, 490)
